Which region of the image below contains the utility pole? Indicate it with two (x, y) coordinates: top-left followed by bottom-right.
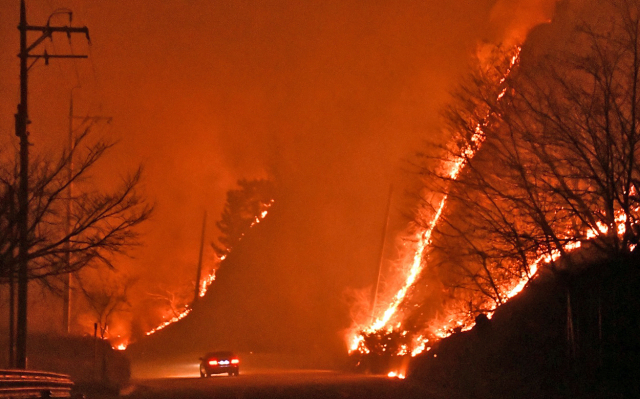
(371, 185), (393, 325)
(62, 90), (75, 335)
(8, 184), (16, 368)
(15, 0), (89, 369)
(194, 211), (208, 303)
(63, 90), (111, 334)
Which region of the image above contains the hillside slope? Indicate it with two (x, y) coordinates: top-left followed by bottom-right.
(408, 252), (640, 398)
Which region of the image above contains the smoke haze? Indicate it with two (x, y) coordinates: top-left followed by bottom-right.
(0, 0), (556, 361)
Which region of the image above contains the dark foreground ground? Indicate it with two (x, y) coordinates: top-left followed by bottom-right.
(406, 253), (640, 399)
(82, 370), (433, 399)
(44, 253), (640, 399)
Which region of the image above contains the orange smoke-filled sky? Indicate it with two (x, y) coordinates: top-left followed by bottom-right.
(0, 0), (556, 341)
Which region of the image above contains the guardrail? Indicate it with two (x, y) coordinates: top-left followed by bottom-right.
(0, 369), (75, 398)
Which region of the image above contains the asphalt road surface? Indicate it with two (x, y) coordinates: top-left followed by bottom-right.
(100, 370), (432, 399)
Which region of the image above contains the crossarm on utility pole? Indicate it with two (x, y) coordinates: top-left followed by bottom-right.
(24, 26), (89, 54)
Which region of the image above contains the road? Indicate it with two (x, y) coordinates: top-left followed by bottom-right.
(93, 370), (433, 399)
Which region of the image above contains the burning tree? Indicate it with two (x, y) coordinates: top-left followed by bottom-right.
(413, 45), (525, 321)
(212, 178), (274, 257)
(421, 0), (640, 322)
(140, 178), (275, 337)
(349, 45), (524, 360)
(351, 1), (640, 363)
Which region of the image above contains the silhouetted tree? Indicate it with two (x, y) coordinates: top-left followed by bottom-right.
(212, 178), (274, 256)
(413, 45), (524, 316)
(146, 281), (192, 319)
(418, 0), (640, 315)
(76, 268), (136, 340)
(0, 129), (153, 283)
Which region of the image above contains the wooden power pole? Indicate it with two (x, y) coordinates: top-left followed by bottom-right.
(371, 185), (393, 324)
(194, 211), (208, 303)
(15, 0), (89, 369)
(63, 90), (112, 334)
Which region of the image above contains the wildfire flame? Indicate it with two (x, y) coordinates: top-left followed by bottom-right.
(114, 343), (128, 351)
(146, 308), (192, 336)
(350, 48), (522, 357)
(144, 199), (274, 337)
(352, 42), (640, 365)
(198, 269), (216, 298)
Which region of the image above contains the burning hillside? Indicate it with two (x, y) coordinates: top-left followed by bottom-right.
(143, 179), (275, 340)
(348, 45), (523, 360)
(348, 0), (640, 373)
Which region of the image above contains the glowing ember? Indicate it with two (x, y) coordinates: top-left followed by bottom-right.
(410, 336), (428, 357)
(198, 270), (216, 298)
(114, 343), (128, 351)
(249, 200), (274, 229)
(387, 371), (405, 379)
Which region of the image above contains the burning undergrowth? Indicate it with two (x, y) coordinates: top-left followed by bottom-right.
(348, 0), (640, 375)
(347, 44), (523, 364)
(139, 178), (275, 341)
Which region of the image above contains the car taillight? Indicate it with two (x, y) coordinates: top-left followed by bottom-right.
(208, 360), (218, 366)
(231, 359), (239, 364)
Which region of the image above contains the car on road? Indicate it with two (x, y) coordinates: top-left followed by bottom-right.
(199, 351), (240, 377)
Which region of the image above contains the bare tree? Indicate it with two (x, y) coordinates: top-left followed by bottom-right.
(0, 129), (153, 283)
(417, 0), (640, 318)
(76, 268), (136, 340)
(146, 282), (192, 319)
(412, 45), (526, 317)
